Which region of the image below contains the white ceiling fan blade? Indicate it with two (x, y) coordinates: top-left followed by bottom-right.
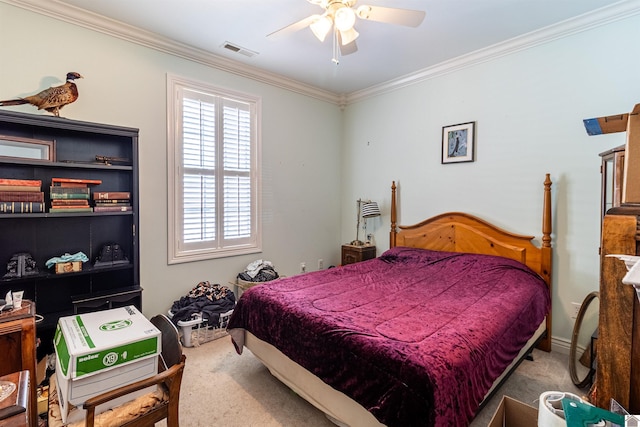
(267, 14), (320, 40)
(356, 5), (425, 27)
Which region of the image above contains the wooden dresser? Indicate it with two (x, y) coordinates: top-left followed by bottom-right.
(0, 301), (37, 427)
(596, 206), (640, 412)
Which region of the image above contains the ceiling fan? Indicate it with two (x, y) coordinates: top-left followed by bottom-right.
(268, 0), (426, 63)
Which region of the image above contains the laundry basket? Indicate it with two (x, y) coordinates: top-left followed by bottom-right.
(167, 308), (234, 347)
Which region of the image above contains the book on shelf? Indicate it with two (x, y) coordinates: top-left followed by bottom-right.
(0, 191), (45, 202)
(51, 206), (91, 210)
(54, 182), (92, 188)
(0, 201), (44, 213)
(0, 178), (41, 187)
(94, 205), (133, 212)
(51, 177), (103, 185)
(49, 207), (93, 213)
(50, 186), (90, 194)
(50, 193), (90, 200)
(93, 191), (130, 200)
(51, 201), (90, 208)
(51, 199), (90, 205)
(94, 199), (131, 205)
(50, 187), (90, 200)
(0, 185), (42, 192)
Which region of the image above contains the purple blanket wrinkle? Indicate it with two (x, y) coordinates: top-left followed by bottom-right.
(227, 246), (550, 427)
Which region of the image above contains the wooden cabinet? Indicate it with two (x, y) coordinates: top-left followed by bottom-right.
(341, 244), (376, 265)
(595, 145), (640, 411)
(0, 110), (140, 356)
(0, 302), (36, 426)
(596, 207), (640, 412)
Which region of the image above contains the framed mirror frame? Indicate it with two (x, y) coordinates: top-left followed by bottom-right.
(569, 291), (599, 388)
(0, 135), (55, 162)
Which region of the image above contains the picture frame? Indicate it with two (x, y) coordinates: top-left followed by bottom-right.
(441, 121), (475, 164)
(0, 135), (55, 162)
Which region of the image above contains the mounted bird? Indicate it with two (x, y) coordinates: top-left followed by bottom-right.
(0, 72), (83, 117)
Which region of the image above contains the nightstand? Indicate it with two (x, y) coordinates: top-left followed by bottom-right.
(341, 244), (376, 265)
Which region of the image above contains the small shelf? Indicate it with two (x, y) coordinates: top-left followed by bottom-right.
(0, 158), (133, 171)
(0, 211), (134, 219)
(1, 263), (133, 283)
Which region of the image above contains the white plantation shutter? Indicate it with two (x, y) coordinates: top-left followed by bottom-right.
(182, 95), (216, 244)
(222, 101), (252, 240)
(169, 78), (261, 263)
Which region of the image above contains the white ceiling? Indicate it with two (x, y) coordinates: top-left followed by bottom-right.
(15, 0), (633, 95)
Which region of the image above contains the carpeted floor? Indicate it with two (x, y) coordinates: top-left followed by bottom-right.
(164, 336), (586, 426)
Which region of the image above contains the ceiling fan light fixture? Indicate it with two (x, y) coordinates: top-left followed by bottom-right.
(339, 27), (359, 45)
(356, 5), (372, 19)
(310, 14), (332, 42)
(334, 6), (356, 32)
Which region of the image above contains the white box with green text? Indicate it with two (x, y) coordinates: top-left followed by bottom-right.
(54, 305), (160, 423)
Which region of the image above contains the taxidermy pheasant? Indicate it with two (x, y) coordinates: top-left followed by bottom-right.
(0, 72), (83, 117)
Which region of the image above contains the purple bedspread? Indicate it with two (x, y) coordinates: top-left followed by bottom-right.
(227, 247), (550, 426)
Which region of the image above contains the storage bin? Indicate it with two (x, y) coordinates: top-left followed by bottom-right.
(167, 309), (234, 347)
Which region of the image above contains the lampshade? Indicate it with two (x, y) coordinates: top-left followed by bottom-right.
(334, 6), (356, 32)
(338, 27), (359, 46)
(361, 201), (381, 218)
(310, 14), (332, 42)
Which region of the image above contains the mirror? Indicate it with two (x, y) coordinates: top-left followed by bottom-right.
(569, 291), (599, 388)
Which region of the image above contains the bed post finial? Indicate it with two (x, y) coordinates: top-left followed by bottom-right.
(390, 181), (397, 247)
(542, 173), (552, 249)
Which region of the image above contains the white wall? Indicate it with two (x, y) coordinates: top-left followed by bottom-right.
(0, 3), (343, 317)
(342, 13), (640, 348)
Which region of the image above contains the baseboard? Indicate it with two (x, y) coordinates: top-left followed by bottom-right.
(551, 336), (572, 355)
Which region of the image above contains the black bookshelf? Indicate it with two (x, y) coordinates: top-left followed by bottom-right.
(0, 110), (140, 356)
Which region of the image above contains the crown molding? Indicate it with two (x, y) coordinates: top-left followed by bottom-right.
(3, 0), (640, 107)
(346, 0), (640, 104)
(0, 0), (341, 105)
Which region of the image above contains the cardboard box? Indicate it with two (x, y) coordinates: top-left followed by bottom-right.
(584, 103), (640, 203)
(488, 396), (538, 427)
(54, 306), (160, 423)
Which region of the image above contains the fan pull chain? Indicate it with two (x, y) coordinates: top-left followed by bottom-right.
(332, 28), (340, 65)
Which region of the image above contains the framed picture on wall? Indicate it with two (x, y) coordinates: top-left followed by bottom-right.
(441, 121), (475, 164)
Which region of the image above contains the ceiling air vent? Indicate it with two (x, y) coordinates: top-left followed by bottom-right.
(222, 42), (258, 58)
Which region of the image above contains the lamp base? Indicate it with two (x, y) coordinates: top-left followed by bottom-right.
(349, 240), (365, 246)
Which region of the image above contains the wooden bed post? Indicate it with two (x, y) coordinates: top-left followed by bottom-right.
(539, 173), (553, 352)
(390, 181), (397, 248)
(542, 173), (552, 251)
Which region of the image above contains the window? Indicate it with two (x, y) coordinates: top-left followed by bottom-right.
(167, 75), (261, 263)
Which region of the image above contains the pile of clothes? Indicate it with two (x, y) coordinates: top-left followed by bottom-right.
(237, 259), (279, 282)
(169, 281), (236, 325)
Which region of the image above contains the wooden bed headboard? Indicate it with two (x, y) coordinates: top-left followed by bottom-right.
(389, 174), (553, 351)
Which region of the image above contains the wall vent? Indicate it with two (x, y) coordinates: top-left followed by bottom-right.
(222, 42), (258, 58)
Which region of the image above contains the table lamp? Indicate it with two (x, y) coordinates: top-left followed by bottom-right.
(351, 199), (380, 246)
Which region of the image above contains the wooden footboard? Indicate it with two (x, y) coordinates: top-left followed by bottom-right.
(389, 174), (553, 351)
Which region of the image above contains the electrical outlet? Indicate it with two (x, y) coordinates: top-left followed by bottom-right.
(571, 302), (581, 319)
(318, 259), (324, 270)
(300, 262), (306, 273)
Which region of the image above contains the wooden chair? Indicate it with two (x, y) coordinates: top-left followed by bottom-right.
(48, 314), (186, 427)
